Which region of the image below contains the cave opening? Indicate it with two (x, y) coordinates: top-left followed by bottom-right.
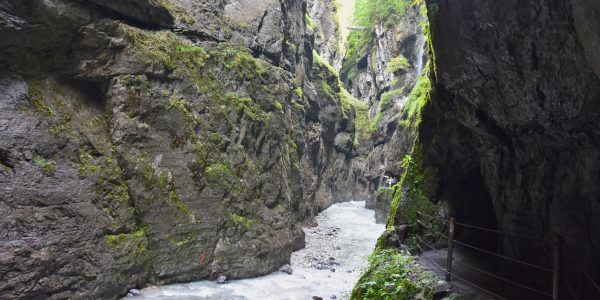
(446, 167), (498, 254)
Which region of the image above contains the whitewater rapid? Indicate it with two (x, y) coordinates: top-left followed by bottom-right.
(130, 201), (384, 300)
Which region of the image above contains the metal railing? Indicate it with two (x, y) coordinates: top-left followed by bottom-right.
(414, 211), (600, 300)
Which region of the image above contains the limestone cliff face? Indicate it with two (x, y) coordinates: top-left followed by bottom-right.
(0, 0), (354, 298)
(307, 0), (344, 71)
(413, 0), (600, 296)
(343, 6), (425, 115)
(342, 5), (428, 211)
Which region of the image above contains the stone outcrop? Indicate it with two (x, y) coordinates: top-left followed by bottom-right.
(307, 0), (344, 70)
(342, 5), (429, 214)
(343, 6), (425, 116)
(0, 0), (354, 298)
(404, 0), (600, 297)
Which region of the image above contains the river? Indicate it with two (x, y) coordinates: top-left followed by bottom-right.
(131, 201), (384, 300)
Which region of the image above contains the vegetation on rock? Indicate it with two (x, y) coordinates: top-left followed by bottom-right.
(386, 55), (410, 73)
(399, 71), (431, 128)
(105, 227), (148, 256)
(351, 248), (436, 300)
(341, 0), (413, 81)
(33, 155), (55, 174)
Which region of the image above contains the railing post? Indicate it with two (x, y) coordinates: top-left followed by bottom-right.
(445, 217), (455, 282)
(553, 236), (561, 300)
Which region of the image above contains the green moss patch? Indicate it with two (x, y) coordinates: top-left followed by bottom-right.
(231, 213), (260, 230)
(388, 145), (437, 231)
(105, 227), (147, 256)
(341, 0), (414, 81)
(33, 155), (55, 174)
(139, 159), (193, 218)
(27, 81), (52, 116)
(294, 87), (303, 98)
(351, 248), (436, 300)
(78, 149), (99, 176)
(398, 70), (431, 128)
(125, 28), (208, 75)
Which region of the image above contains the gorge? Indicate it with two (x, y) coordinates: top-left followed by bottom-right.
(1, 0), (599, 299)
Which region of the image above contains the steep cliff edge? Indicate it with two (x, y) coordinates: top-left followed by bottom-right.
(0, 0), (355, 298)
(340, 2), (429, 212)
(387, 0), (600, 297)
(307, 0), (344, 71)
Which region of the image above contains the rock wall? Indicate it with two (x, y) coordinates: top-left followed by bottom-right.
(417, 0), (600, 297)
(0, 0), (354, 298)
(342, 5), (429, 212)
(307, 0), (344, 70)
(344, 6), (425, 116)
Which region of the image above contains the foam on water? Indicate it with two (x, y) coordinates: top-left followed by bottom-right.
(131, 201), (384, 300)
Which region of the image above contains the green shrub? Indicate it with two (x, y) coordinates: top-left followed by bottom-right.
(399, 71), (431, 128)
(351, 248), (435, 300)
(386, 55), (410, 73)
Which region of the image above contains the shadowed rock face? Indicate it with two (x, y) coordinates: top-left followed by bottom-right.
(419, 0), (600, 296)
(0, 0), (355, 298)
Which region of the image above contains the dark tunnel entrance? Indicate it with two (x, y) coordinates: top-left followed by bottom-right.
(436, 167), (553, 299)
(446, 168), (499, 255)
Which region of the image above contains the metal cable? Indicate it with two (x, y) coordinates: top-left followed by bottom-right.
(563, 248), (600, 295)
(453, 221), (552, 243)
(417, 235), (550, 297)
(415, 243), (508, 300)
(452, 240), (553, 272)
(416, 211), (446, 222)
(575, 264), (600, 295)
(416, 235), (441, 251)
(459, 258), (552, 297)
(566, 279), (580, 300)
(416, 220), (448, 239)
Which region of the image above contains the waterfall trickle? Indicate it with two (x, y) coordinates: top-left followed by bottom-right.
(415, 32), (426, 76)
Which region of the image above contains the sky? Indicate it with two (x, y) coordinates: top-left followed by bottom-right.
(337, 0), (357, 41)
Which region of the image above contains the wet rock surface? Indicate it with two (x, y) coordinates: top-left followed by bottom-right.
(414, 0), (600, 297)
(307, 0), (344, 70)
(0, 0), (355, 298)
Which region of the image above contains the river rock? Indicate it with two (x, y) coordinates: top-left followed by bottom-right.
(432, 281), (452, 299)
(279, 264), (293, 275)
(216, 275), (227, 284)
(126, 289), (142, 297)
